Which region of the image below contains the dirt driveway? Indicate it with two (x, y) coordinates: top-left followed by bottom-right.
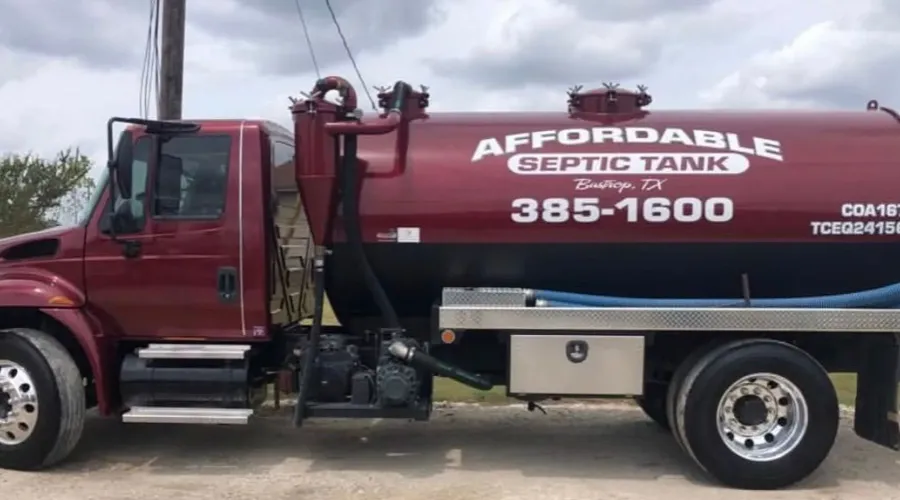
(2, 403), (898, 500)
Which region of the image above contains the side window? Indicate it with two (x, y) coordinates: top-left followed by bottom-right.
(271, 139), (295, 218)
(272, 140), (293, 170)
(271, 140), (294, 193)
(152, 135), (232, 219)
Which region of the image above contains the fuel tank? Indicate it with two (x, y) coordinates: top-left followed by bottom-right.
(308, 90), (900, 324)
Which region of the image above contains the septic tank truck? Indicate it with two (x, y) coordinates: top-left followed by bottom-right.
(0, 77), (898, 490)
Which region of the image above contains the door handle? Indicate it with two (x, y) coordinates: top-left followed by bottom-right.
(217, 267), (239, 303)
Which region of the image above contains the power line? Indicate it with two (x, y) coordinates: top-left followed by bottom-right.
(139, 0), (153, 118)
(152, 0), (161, 116)
(323, 0), (377, 112)
(293, 0), (320, 79)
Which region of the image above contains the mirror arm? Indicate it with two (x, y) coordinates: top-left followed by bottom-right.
(104, 118), (120, 240)
(105, 165), (120, 240)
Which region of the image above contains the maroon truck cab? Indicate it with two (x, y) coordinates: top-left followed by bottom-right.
(0, 119), (305, 417)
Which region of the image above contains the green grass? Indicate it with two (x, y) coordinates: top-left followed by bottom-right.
(322, 299), (339, 326)
(300, 297), (339, 326)
(433, 377), (512, 404)
(830, 373), (857, 407)
(315, 301), (864, 407)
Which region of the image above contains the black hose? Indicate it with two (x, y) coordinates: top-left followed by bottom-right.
(340, 134), (401, 330)
(388, 342), (493, 391)
(293, 254), (326, 426)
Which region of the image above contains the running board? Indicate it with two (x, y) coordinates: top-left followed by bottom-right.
(137, 343), (251, 360)
(121, 407), (253, 425)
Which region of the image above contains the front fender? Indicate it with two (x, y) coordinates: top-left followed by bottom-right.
(0, 267), (85, 307)
(37, 307), (114, 415)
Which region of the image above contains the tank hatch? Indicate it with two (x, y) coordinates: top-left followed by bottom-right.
(568, 82), (652, 121)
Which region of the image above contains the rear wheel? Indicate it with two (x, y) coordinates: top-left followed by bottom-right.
(0, 328), (85, 470)
(667, 341), (728, 452)
(675, 339), (838, 490)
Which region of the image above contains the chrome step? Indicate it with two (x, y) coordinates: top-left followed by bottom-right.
(441, 287), (530, 307)
(137, 343), (251, 360)
(122, 406), (253, 425)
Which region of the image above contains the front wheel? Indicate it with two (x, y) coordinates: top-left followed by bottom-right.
(0, 328), (86, 470)
(675, 339), (838, 490)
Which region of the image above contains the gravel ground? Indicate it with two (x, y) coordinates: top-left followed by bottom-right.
(2, 403), (898, 500)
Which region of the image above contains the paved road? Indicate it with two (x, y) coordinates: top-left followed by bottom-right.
(3, 403), (898, 500)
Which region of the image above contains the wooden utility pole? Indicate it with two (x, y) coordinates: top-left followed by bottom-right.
(158, 0), (186, 120)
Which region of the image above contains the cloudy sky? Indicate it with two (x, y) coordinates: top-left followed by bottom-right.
(0, 0), (897, 179)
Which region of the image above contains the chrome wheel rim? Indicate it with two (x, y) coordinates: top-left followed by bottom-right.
(0, 360), (39, 445)
(716, 372), (808, 462)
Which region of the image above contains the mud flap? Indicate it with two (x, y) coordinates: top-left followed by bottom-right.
(854, 333), (900, 450)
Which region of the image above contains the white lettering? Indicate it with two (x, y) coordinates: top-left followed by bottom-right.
(510, 197), (734, 224)
(658, 128), (693, 146)
(470, 138), (504, 162)
(755, 137), (783, 161)
(507, 153), (749, 175)
(558, 128), (590, 146)
(593, 127), (624, 143)
(506, 133), (530, 154)
(471, 127), (784, 162)
(694, 130), (726, 150)
(625, 127), (658, 143)
(532, 130), (556, 150)
(571, 178), (668, 193)
(815, 202), (900, 236)
(839, 203), (900, 218)
(573, 179), (633, 193)
(811, 220), (900, 236)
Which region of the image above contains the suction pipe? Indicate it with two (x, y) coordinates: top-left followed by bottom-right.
(326, 81), (413, 135)
(334, 80), (415, 330)
(388, 342), (494, 391)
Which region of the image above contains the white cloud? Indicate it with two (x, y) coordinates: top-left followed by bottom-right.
(0, 0), (894, 180)
(700, 0), (900, 109)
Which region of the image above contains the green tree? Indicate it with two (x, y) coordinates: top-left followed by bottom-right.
(0, 148), (97, 238)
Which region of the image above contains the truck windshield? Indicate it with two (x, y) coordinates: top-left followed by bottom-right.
(77, 169), (109, 226)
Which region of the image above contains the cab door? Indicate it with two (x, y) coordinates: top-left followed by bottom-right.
(83, 131), (245, 340)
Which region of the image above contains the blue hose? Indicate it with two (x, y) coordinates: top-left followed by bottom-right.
(534, 282), (900, 309)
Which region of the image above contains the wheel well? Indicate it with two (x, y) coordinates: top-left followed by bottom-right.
(0, 307), (96, 407)
(645, 331), (862, 387)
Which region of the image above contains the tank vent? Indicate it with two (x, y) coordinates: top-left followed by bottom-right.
(567, 83), (652, 115)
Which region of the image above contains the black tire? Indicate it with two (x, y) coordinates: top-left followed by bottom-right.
(0, 328), (86, 470)
(677, 339), (838, 490)
(635, 382), (670, 430)
(666, 341), (730, 453)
